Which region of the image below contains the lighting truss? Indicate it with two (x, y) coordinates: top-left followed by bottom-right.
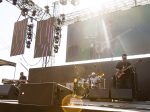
(5, 0), (50, 21)
(64, 0), (150, 25)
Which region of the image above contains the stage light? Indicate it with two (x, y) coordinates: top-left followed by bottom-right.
(57, 18), (62, 25)
(32, 10), (36, 16)
(27, 24), (33, 31)
(54, 45), (59, 53)
(54, 36), (60, 44)
(71, 0), (80, 6)
(55, 27), (61, 31)
(27, 31), (32, 39)
(44, 5), (49, 14)
(21, 8), (28, 16)
(26, 24), (33, 48)
(26, 41), (31, 48)
(60, 0), (67, 5)
(60, 14), (65, 23)
(13, 0), (17, 5)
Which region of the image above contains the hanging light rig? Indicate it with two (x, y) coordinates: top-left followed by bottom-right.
(26, 20), (33, 48)
(53, 14), (65, 53)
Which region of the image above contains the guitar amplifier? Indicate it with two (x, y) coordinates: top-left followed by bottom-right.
(88, 89), (109, 100)
(111, 89), (132, 100)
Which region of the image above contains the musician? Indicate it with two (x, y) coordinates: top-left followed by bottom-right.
(115, 54), (134, 89)
(19, 72), (27, 81)
(89, 72), (100, 88)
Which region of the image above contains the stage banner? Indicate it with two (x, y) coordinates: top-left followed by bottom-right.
(34, 17), (54, 58)
(10, 19), (28, 56)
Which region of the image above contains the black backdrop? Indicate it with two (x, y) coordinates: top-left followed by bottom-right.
(29, 57), (150, 100)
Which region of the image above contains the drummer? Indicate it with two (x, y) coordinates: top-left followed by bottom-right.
(89, 72), (100, 88)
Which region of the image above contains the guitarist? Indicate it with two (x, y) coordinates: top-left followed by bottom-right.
(115, 54), (134, 89)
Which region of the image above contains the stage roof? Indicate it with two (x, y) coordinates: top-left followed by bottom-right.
(0, 59), (16, 67)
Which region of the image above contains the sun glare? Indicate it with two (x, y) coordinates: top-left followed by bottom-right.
(79, 0), (112, 12)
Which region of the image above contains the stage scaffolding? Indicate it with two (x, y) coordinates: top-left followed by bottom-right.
(64, 0), (150, 25)
(5, 0), (150, 23)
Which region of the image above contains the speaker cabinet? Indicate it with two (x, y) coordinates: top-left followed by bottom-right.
(111, 89), (132, 100)
(0, 85), (19, 100)
(18, 82), (72, 106)
(88, 89), (109, 100)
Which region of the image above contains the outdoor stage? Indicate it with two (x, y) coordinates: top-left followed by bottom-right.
(1, 99), (150, 112)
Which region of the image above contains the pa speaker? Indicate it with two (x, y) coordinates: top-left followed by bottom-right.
(18, 82), (72, 106)
(111, 89), (132, 100)
(88, 89), (109, 100)
(0, 85), (19, 100)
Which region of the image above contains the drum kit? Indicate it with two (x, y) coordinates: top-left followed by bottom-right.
(72, 72), (105, 98)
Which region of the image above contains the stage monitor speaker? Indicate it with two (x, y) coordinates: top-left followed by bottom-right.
(111, 89), (132, 100)
(88, 89), (109, 100)
(18, 82), (72, 106)
(0, 85), (19, 100)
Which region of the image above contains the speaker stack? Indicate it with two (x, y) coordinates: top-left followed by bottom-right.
(111, 89), (133, 100)
(88, 88), (109, 100)
(18, 82), (72, 106)
(0, 85), (19, 100)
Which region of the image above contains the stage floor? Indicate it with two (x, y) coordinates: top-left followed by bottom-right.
(63, 98), (150, 112)
(1, 99), (150, 112)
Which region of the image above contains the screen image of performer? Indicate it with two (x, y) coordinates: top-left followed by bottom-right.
(115, 54), (135, 89)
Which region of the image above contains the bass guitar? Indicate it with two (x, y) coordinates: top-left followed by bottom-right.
(116, 59), (142, 79)
(116, 64), (133, 79)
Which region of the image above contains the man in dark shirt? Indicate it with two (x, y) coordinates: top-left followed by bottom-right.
(19, 72), (27, 81)
(115, 54), (134, 89)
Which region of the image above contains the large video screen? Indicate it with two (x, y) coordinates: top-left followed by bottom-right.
(66, 5), (150, 62)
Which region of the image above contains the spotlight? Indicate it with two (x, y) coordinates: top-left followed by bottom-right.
(44, 5), (49, 14)
(60, 14), (65, 23)
(57, 18), (62, 25)
(26, 41), (31, 48)
(27, 35), (32, 39)
(13, 0), (17, 5)
(71, 0), (80, 6)
(27, 24), (33, 31)
(60, 0), (67, 5)
(32, 10), (36, 16)
(55, 27), (61, 31)
(54, 45), (59, 53)
(21, 8), (28, 16)
(54, 36), (60, 43)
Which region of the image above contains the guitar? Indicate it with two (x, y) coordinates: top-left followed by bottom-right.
(116, 59), (142, 79)
(116, 64), (133, 79)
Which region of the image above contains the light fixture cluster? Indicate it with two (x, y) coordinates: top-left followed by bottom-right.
(53, 14), (65, 53)
(71, 0), (80, 6)
(60, 0), (67, 5)
(54, 26), (61, 53)
(59, 0), (80, 6)
(26, 24), (33, 48)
